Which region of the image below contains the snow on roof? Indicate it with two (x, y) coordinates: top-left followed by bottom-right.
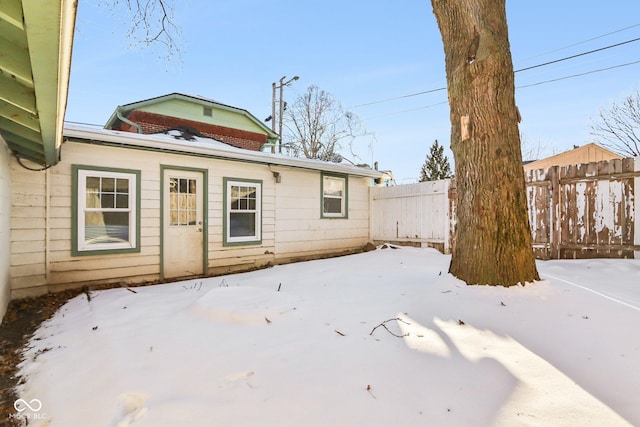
(63, 123), (384, 178)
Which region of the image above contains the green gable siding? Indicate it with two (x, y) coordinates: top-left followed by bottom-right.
(137, 99), (267, 135)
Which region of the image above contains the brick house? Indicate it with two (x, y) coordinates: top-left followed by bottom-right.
(104, 93), (279, 151)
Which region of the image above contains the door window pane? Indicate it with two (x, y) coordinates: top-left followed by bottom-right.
(169, 177), (197, 226)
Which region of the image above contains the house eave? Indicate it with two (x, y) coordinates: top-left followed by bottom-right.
(0, 0), (77, 167)
(63, 124), (384, 179)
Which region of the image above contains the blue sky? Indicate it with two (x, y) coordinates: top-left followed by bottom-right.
(66, 1), (640, 182)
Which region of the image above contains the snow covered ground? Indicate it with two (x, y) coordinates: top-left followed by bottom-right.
(13, 246), (640, 426)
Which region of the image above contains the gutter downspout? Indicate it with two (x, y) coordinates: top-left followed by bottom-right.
(45, 167), (51, 286)
(116, 107), (143, 134)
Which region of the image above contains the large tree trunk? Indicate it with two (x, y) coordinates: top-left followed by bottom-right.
(431, 0), (539, 286)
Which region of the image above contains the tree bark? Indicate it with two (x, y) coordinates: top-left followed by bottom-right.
(431, 0), (539, 285)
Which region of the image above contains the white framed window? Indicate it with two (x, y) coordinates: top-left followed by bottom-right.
(73, 166), (140, 255)
(224, 178), (262, 245)
(322, 174), (347, 218)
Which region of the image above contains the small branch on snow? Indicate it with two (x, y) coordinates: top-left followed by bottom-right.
(184, 281), (204, 291)
(369, 318), (410, 338)
(366, 384), (376, 399)
(83, 286), (92, 302)
(334, 330), (346, 336)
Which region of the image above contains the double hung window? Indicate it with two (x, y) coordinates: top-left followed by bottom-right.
(224, 178), (262, 245)
(73, 166), (140, 255)
(322, 174), (347, 218)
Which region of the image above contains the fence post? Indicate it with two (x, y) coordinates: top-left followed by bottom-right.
(443, 179), (450, 254)
(448, 178), (457, 254)
(549, 165), (561, 259)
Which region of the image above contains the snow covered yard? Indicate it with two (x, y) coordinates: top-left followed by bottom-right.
(13, 246), (640, 427)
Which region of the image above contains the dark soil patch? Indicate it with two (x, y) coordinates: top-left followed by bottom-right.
(0, 290), (81, 426)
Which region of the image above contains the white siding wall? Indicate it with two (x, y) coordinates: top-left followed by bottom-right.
(9, 141), (373, 296)
(0, 139), (11, 319)
(272, 167), (371, 261)
(10, 156), (48, 299)
(203, 158), (277, 273)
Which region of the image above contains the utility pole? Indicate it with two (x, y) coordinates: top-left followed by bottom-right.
(270, 82), (277, 153)
(270, 75), (299, 154)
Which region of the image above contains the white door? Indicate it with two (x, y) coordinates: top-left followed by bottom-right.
(163, 169), (205, 278)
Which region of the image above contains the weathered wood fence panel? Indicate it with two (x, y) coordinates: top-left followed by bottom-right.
(525, 157), (638, 259)
(371, 157), (640, 259)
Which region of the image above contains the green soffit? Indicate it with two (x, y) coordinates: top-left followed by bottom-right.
(0, 0), (77, 166)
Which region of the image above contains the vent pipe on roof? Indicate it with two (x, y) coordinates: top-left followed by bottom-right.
(116, 106), (143, 134)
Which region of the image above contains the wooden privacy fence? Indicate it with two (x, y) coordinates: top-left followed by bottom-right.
(370, 157), (640, 259)
(370, 180), (452, 253)
(526, 157), (639, 259)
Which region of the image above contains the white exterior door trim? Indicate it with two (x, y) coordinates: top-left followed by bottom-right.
(161, 167), (207, 279)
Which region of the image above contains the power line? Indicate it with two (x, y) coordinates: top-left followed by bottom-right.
(517, 58), (640, 89)
(514, 36), (640, 73)
(362, 58), (640, 119)
(351, 34), (640, 109)
(365, 101), (449, 119)
(515, 23), (640, 63)
(351, 87), (446, 108)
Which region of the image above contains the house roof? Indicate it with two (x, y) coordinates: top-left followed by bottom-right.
(64, 123), (385, 179)
(0, 0), (77, 166)
(103, 92), (279, 145)
(524, 143), (622, 171)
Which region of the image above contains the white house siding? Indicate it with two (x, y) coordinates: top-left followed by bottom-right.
(203, 160), (276, 275)
(10, 139), (373, 296)
(0, 139), (11, 319)
(272, 166), (372, 262)
(9, 157), (48, 299)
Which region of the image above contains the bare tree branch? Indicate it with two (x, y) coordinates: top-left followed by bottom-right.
(100, 0), (182, 61)
(520, 132), (556, 161)
(369, 318), (410, 338)
(284, 85), (366, 161)
(590, 89), (640, 157)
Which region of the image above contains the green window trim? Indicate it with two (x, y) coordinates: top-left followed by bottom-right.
(72, 165), (141, 256)
(321, 173), (348, 219)
(223, 177), (263, 246)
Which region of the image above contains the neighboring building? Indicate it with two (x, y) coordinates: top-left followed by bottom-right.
(524, 143), (622, 172)
(104, 93), (280, 151)
(8, 122), (383, 299)
(0, 0), (77, 321)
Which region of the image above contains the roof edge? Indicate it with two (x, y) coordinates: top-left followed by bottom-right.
(63, 123), (384, 178)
